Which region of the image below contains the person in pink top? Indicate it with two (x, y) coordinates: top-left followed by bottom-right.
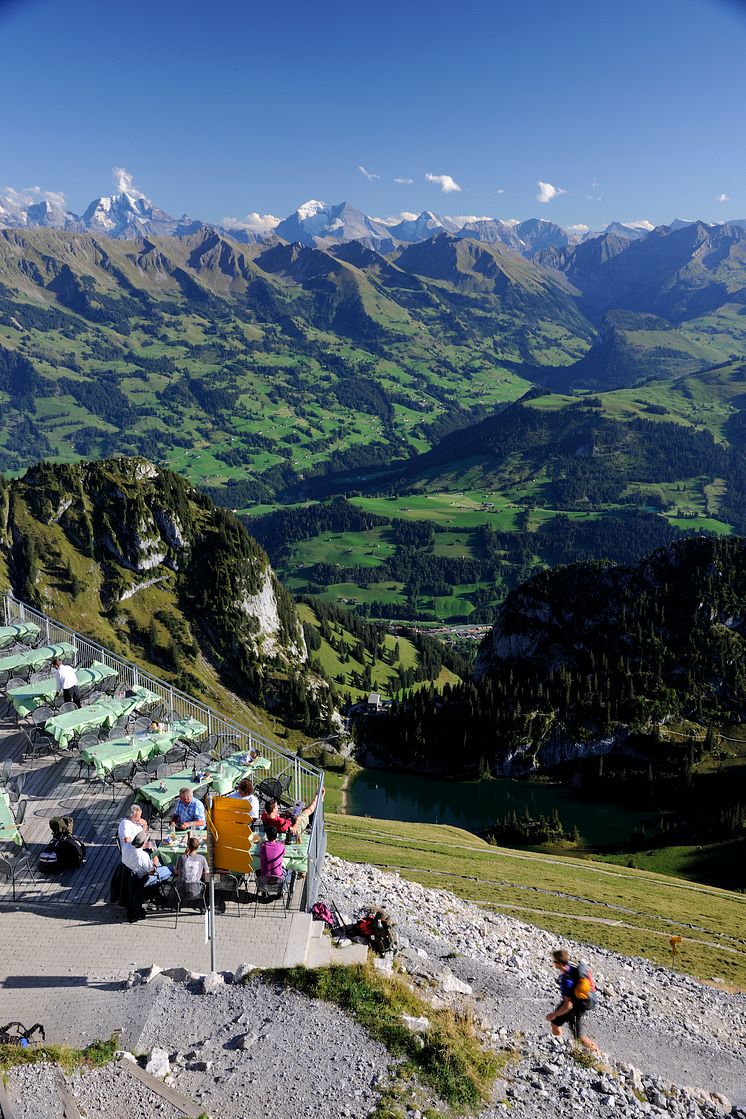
(258, 823), (288, 887)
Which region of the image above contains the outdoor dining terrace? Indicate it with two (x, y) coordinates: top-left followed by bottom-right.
(0, 593), (326, 917)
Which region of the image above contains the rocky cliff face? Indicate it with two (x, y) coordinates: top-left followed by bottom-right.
(0, 456), (311, 711)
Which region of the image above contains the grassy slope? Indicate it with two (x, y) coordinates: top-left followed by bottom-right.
(326, 814), (746, 988)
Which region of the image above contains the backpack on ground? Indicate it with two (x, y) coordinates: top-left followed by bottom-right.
(569, 960), (598, 1010)
(39, 817), (86, 873)
(352, 906), (397, 955)
(312, 902), (335, 927)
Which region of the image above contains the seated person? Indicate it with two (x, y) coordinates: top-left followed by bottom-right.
(258, 823), (289, 887)
(121, 830), (172, 889)
(261, 788), (323, 838)
(174, 836), (209, 899)
(117, 804), (151, 849)
(170, 787), (206, 831)
(228, 778), (259, 821)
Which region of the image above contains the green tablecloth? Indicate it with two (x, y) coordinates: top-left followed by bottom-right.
(0, 621), (40, 650)
(10, 661), (119, 719)
(0, 791), (22, 846)
(78, 731), (179, 778)
(0, 641), (76, 676)
(168, 716), (208, 742)
(44, 692), (139, 749)
(137, 753), (268, 813)
(155, 829), (309, 874)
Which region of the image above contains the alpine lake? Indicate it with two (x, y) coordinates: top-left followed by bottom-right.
(347, 768), (655, 847)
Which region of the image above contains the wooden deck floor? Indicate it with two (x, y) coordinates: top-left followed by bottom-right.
(0, 711), (304, 913)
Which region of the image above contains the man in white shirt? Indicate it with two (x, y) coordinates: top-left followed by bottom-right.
(121, 831), (172, 888)
(228, 778), (259, 822)
(117, 805), (152, 849)
(51, 656), (81, 708)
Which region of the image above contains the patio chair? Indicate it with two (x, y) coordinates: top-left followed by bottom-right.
(76, 734), (100, 781)
(188, 734), (218, 759)
(20, 728), (55, 764)
(7, 773), (25, 805)
(129, 771), (151, 795)
(256, 775), (292, 806)
(104, 761), (137, 802)
(217, 870), (245, 917)
(29, 671), (49, 684)
(253, 872), (288, 917)
(57, 702), (77, 714)
(0, 850), (37, 903)
(216, 735), (240, 760)
(14, 798), (28, 829)
(132, 717), (151, 735)
(0, 670), (10, 690)
(1, 759), (12, 787)
(84, 690), (104, 707)
(5, 676), (28, 694)
(172, 879), (207, 927)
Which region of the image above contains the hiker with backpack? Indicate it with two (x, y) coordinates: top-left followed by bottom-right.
(546, 949), (600, 1052)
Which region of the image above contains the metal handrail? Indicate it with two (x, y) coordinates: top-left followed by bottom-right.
(2, 591), (325, 908)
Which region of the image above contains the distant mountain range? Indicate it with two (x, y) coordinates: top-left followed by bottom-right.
(2, 183), (744, 266)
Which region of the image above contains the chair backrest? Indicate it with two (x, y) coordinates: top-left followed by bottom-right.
(29, 671), (49, 684)
(58, 702), (77, 714)
(1, 758), (12, 785)
(6, 677), (27, 693)
(175, 879), (205, 903)
(110, 761), (136, 783)
(0, 669), (10, 688)
(10, 772), (26, 800)
(14, 798), (27, 827)
(133, 718), (151, 733)
(129, 772), (150, 791)
(86, 691), (104, 706)
(78, 734), (100, 749)
(31, 706), (54, 725)
(257, 873), (284, 896)
(146, 755), (163, 774)
(256, 777), (283, 803)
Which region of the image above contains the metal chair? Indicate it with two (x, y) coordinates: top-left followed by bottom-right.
(0, 758), (12, 787)
(14, 798), (28, 829)
(57, 701), (77, 714)
(0, 850), (36, 903)
(132, 717), (151, 735)
(105, 761), (137, 802)
(77, 734), (100, 781)
(20, 728), (55, 763)
(256, 775), (292, 805)
(29, 671), (49, 684)
(218, 871), (245, 917)
(172, 879), (207, 927)
(5, 677), (28, 694)
(30, 705), (54, 730)
(7, 773), (25, 805)
(253, 872), (289, 917)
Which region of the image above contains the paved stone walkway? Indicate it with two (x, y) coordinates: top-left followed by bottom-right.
(0, 900), (312, 1045)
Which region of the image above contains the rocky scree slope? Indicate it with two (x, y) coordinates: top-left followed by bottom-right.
(4, 855), (745, 1119)
(0, 457), (317, 715)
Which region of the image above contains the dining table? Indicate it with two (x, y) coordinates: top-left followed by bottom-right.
(77, 715), (208, 778)
(137, 753), (269, 815)
(0, 641), (76, 678)
(43, 686), (162, 750)
(0, 621), (40, 650)
(155, 827), (309, 875)
(0, 790), (22, 847)
(9, 661), (119, 719)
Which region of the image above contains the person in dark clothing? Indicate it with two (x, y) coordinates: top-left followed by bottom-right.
(546, 949), (599, 1051)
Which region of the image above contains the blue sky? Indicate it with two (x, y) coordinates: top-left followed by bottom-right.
(1, 0), (745, 230)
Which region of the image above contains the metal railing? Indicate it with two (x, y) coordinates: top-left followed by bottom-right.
(2, 591), (325, 908)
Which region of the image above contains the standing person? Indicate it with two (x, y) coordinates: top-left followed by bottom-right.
(51, 656), (81, 708)
(546, 949), (599, 1052)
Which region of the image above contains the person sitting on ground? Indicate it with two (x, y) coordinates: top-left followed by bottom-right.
(546, 949), (599, 1052)
(261, 787), (323, 838)
(170, 787), (206, 831)
(228, 778), (259, 821)
(121, 830), (172, 890)
(51, 656), (81, 708)
(258, 823), (289, 887)
(117, 804), (152, 849)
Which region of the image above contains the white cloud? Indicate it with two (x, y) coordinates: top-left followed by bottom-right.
(501, 218), (520, 227)
(566, 223), (590, 233)
(357, 165), (380, 182)
(537, 181), (566, 204)
(113, 166), (147, 199)
(716, 192), (730, 203)
(449, 214), (493, 227)
(0, 184), (67, 211)
(496, 188), (505, 194)
(372, 211), (419, 225)
(625, 219), (654, 230)
(394, 177), (414, 185)
(425, 172), (462, 194)
(222, 211), (280, 234)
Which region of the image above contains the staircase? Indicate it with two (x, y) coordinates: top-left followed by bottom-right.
(303, 916), (368, 968)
